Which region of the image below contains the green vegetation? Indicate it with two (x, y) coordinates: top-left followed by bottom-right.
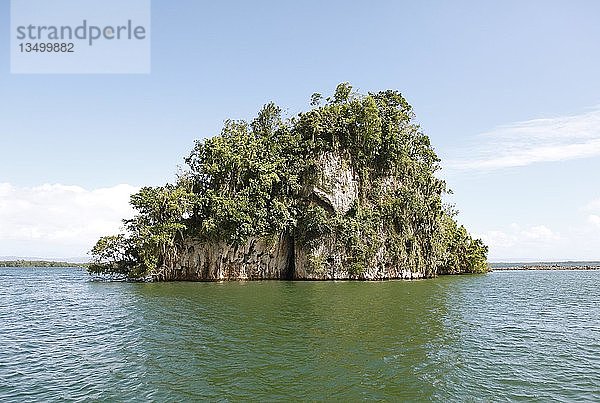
(0, 260), (87, 268)
(90, 84), (488, 279)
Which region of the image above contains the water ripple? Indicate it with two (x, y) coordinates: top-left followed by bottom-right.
(0, 268), (598, 401)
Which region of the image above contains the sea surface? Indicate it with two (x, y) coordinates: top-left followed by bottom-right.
(0, 268), (598, 401)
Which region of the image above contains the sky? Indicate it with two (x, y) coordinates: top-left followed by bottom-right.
(1, 0), (600, 261)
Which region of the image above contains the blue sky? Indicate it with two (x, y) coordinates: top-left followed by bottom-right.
(1, 0), (600, 260)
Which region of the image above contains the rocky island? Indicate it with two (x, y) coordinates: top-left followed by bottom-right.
(90, 84), (488, 281)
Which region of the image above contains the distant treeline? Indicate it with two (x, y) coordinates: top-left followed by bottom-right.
(0, 260), (88, 268)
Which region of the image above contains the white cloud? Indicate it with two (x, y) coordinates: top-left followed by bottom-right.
(480, 230), (514, 248)
(480, 224), (561, 249)
(589, 215), (600, 228)
(474, 199), (600, 261)
(0, 183), (138, 258)
(584, 198), (600, 211)
(449, 107), (600, 170)
(584, 198), (600, 229)
(520, 225), (561, 241)
(478, 224), (562, 260)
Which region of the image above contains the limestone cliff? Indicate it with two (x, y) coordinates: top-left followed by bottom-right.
(162, 150), (424, 281)
(168, 236), (292, 281)
(89, 84), (489, 281)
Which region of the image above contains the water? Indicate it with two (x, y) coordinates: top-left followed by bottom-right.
(0, 268), (598, 401)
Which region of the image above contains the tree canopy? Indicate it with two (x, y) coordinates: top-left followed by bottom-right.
(89, 84), (488, 279)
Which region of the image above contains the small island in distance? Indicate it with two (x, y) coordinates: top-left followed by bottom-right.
(0, 260), (88, 268)
(89, 84), (494, 281)
(491, 261), (600, 271)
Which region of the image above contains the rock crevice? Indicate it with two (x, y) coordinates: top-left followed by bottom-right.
(163, 150), (426, 281)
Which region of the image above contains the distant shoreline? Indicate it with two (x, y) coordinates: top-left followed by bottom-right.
(491, 264), (600, 271)
(0, 260), (87, 268)
(2, 261), (598, 272)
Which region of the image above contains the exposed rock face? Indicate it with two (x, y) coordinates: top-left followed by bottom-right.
(161, 235), (293, 281)
(166, 150), (428, 281)
(172, 235), (424, 281)
(311, 151), (358, 215)
(293, 237), (424, 280)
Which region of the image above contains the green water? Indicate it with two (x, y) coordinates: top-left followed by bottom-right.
(1, 268), (598, 401)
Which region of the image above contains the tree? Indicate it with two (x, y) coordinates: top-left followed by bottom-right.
(90, 84), (488, 279)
